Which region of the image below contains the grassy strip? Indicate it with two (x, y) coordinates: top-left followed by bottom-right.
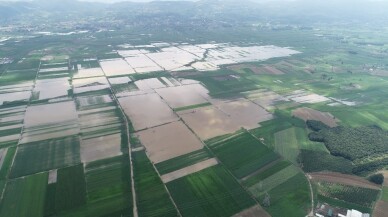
(243, 160), (291, 187)
(173, 102), (211, 112)
(318, 195), (371, 213)
(155, 148), (212, 175)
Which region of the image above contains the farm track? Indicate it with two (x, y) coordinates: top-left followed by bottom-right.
(309, 172), (380, 190)
(105, 75), (139, 217)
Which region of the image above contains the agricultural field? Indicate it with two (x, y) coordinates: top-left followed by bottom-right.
(206, 131), (279, 178)
(315, 181), (380, 213)
(2, 8), (388, 217)
(167, 165), (257, 217)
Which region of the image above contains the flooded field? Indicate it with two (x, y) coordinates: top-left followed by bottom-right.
(24, 101), (78, 128)
(0, 91), (31, 105)
(155, 84), (209, 108)
(34, 78), (70, 100)
(81, 133), (122, 163)
(179, 106), (241, 140)
(284, 90), (330, 104)
(116, 43), (300, 73)
(73, 67), (104, 79)
(216, 99), (273, 129)
(136, 121), (204, 163)
(72, 77), (110, 94)
(99, 58), (135, 76)
(118, 93), (179, 130)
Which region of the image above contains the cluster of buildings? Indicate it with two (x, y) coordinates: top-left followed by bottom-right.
(315, 203), (370, 217)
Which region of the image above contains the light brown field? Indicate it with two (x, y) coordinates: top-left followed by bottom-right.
(80, 133), (122, 163)
(160, 158), (218, 183)
(118, 93), (179, 131)
(155, 85), (209, 108)
(370, 69), (388, 77)
(179, 106), (240, 140)
(217, 99), (273, 130)
(48, 169), (57, 184)
(309, 172), (380, 190)
(0, 148), (8, 170)
(374, 201), (388, 217)
(74, 67), (104, 79)
(232, 205), (271, 217)
(292, 107), (339, 127)
(136, 121), (204, 163)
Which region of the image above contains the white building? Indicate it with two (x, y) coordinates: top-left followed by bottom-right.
(346, 209), (370, 217)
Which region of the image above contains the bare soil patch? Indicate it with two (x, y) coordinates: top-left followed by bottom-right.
(374, 201), (388, 217)
(160, 158), (218, 183)
(136, 121), (204, 163)
(309, 172), (380, 190)
(292, 107), (339, 127)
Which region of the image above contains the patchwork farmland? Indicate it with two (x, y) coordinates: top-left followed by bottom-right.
(1, 24), (388, 217)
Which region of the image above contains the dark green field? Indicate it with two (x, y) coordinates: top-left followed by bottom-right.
(10, 136), (81, 178)
(133, 151), (178, 217)
(207, 131), (279, 178)
(167, 165), (256, 217)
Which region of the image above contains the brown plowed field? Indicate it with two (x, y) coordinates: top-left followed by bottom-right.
(309, 172), (380, 190)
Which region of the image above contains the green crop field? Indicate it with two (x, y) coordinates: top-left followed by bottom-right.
(155, 148), (213, 175)
(133, 151), (178, 217)
(0, 173), (48, 217)
(167, 165), (256, 217)
(248, 164), (300, 196)
(316, 181), (380, 209)
(243, 160), (291, 187)
(382, 186), (388, 202)
(55, 164), (87, 212)
(10, 136), (81, 178)
(85, 155), (131, 202)
(274, 128), (300, 164)
(207, 131), (279, 178)
(258, 173), (310, 217)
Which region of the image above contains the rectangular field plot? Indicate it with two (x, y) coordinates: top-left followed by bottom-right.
(81, 133), (122, 163)
(133, 151), (178, 217)
(0, 173), (48, 217)
(118, 93), (178, 131)
(100, 59), (135, 77)
(217, 99), (274, 130)
(207, 131), (279, 179)
(256, 173), (310, 217)
(0, 91), (31, 106)
(136, 121), (203, 163)
(21, 101), (80, 143)
(74, 67), (105, 79)
(160, 158), (218, 183)
(53, 164), (87, 212)
(316, 181), (380, 211)
(155, 148), (213, 175)
(274, 127), (301, 164)
(0, 69), (37, 85)
(179, 106), (241, 140)
(33, 78), (70, 100)
(292, 107), (339, 127)
(75, 94), (114, 110)
(167, 165), (256, 217)
(10, 136), (81, 178)
(155, 84), (209, 109)
(73, 77), (110, 95)
(24, 101), (78, 128)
